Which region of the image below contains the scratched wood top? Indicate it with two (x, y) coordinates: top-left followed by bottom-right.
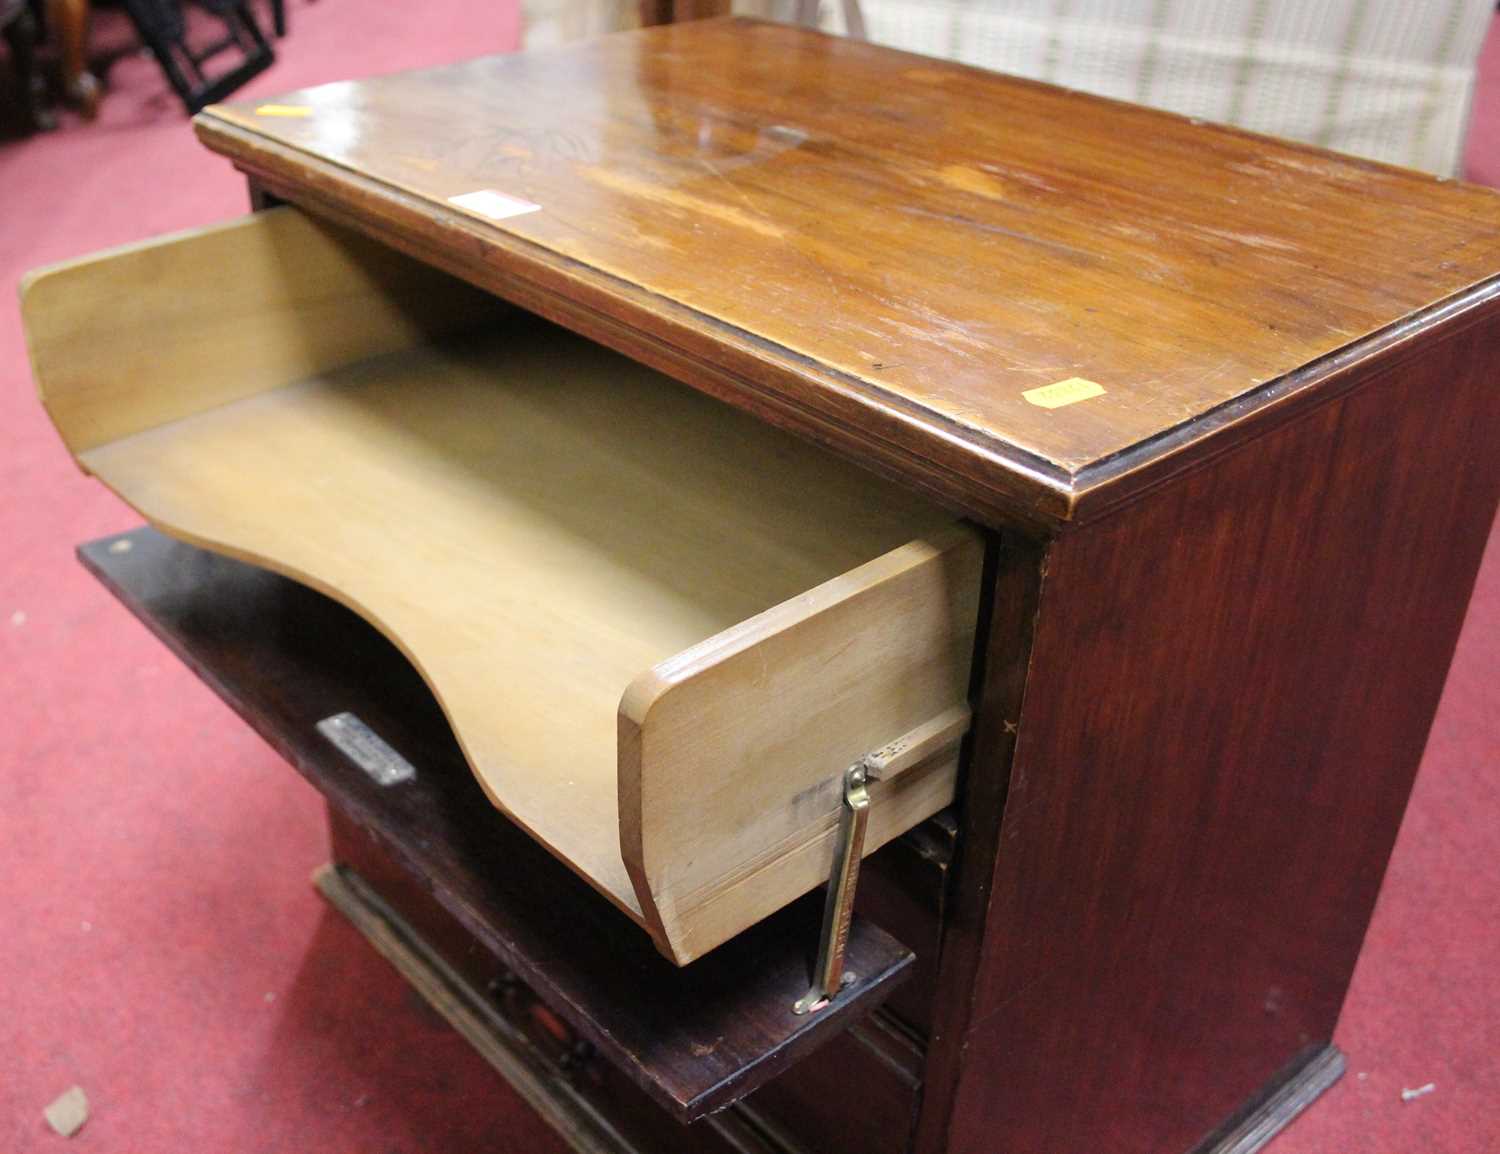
(197, 18), (1500, 526)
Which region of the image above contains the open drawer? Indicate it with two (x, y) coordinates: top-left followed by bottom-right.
(22, 206), (983, 966)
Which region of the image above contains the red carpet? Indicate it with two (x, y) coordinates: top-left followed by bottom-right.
(0, 6), (1495, 1151)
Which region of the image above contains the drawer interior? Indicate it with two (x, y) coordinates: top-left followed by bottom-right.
(23, 206), (982, 964)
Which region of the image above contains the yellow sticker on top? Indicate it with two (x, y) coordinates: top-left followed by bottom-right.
(1022, 377), (1106, 409)
(254, 104), (313, 118)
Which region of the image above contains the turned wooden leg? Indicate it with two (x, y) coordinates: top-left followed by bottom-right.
(46, 0), (99, 118)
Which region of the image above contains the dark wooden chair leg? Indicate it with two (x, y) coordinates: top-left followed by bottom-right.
(122, 0), (274, 115)
(640, 0), (730, 25)
(3, 2), (53, 132)
(46, 0), (99, 118)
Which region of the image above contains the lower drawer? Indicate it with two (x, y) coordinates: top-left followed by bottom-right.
(329, 810), (923, 1154)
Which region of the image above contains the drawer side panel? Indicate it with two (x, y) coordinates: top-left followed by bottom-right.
(20, 205), (500, 455)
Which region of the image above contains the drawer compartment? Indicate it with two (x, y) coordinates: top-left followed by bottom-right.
(79, 527), (925, 1121)
(23, 206), (983, 965)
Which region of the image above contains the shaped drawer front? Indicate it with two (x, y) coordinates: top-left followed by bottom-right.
(622, 527), (982, 962)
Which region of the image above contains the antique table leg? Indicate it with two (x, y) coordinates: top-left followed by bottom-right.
(47, 0), (99, 116)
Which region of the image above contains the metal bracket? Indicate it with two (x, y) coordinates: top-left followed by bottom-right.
(791, 704), (973, 1015)
(793, 762), (870, 1015)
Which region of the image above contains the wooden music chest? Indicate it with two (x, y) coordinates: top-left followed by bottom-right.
(23, 18), (1500, 1154)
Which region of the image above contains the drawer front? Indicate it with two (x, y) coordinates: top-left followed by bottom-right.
(621, 525), (982, 964)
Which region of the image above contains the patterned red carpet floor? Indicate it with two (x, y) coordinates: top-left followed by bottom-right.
(1, 5), (1495, 1151)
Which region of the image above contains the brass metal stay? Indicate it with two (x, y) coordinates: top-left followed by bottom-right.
(791, 705), (971, 1015)
(793, 763), (871, 1015)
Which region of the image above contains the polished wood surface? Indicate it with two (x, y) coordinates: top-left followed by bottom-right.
(912, 528), (1041, 1153)
(79, 527), (918, 1123)
(195, 18), (1500, 527)
(921, 302), (1500, 1154)
(31, 206), (973, 965)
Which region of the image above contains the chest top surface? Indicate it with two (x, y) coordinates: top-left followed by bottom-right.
(196, 18), (1500, 526)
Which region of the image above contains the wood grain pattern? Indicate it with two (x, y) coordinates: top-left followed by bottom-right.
(194, 18), (1500, 527)
(28, 208), (969, 964)
(79, 527), (917, 1122)
(1189, 1047), (1346, 1154)
(40, 27), (1500, 1149)
(924, 302), (1500, 1154)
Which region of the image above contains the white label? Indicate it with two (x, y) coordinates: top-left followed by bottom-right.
(448, 189), (543, 222)
(317, 712), (416, 786)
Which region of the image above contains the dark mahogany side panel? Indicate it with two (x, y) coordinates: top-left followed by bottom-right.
(77, 529), (914, 1123)
(911, 531), (1045, 1153)
(938, 311), (1500, 1154)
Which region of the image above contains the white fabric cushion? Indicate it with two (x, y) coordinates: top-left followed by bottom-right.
(809, 0), (1492, 174)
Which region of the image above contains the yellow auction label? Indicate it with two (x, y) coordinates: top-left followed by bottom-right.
(1022, 377), (1106, 409)
(254, 104), (313, 118)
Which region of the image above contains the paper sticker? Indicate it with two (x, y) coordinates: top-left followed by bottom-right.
(254, 104), (313, 118)
(448, 189), (543, 222)
(1022, 377), (1106, 409)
